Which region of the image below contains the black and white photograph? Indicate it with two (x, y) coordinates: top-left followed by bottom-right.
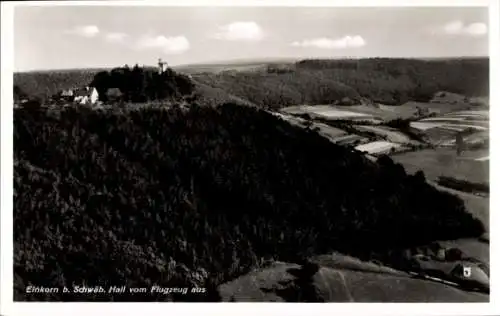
(1, 0), (499, 314)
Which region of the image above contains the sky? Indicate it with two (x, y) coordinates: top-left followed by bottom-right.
(14, 6), (489, 71)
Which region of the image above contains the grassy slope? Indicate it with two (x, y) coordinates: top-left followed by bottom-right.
(218, 260), (488, 302)
(392, 148), (489, 184)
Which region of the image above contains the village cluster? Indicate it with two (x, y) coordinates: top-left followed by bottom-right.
(55, 86), (123, 106)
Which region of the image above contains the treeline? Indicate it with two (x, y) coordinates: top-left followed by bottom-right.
(437, 176), (489, 195)
(296, 58), (489, 103)
(13, 65), (195, 104)
(193, 70), (362, 110)
(14, 69), (101, 100)
(14, 104), (484, 301)
(90, 65), (195, 103)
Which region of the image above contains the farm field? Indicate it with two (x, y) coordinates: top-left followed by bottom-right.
(410, 122), (445, 131)
(281, 105), (376, 121)
(355, 141), (405, 155)
(402, 101), (474, 115)
(311, 122), (349, 141)
(335, 104), (418, 121)
(423, 127), (464, 145)
(444, 110), (489, 117)
(355, 125), (413, 144)
(282, 104), (419, 122)
(475, 156), (489, 161)
(269, 111), (348, 141)
(421, 122), (488, 130)
(392, 148), (489, 185)
(411, 109), (489, 130)
(331, 134), (369, 146)
(282, 101), (479, 125)
(410, 109), (489, 146)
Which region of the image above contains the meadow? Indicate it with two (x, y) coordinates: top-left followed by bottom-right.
(392, 148), (489, 185)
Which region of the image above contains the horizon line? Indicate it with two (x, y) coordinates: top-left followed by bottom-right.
(14, 55), (490, 73)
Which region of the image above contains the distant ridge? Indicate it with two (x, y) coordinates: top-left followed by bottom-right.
(173, 57), (300, 69)
(14, 57), (489, 105)
(15, 56), (488, 74)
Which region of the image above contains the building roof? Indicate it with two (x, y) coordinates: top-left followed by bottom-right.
(73, 87), (92, 97)
(61, 89), (74, 97)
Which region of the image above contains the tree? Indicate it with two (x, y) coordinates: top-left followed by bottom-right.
(456, 133), (465, 156)
(22, 97), (42, 110)
(414, 170), (426, 183)
(90, 63), (195, 105)
(130, 64), (146, 103)
(14, 85), (28, 102)
(91, 71), (111, 103)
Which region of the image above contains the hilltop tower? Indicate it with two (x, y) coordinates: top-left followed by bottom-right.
(158, 58), (168, 74)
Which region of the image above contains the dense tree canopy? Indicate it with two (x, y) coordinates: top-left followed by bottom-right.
(14, 85), (28, 101)
(194, 57), (489, 108)
(91, 65), (194, 103)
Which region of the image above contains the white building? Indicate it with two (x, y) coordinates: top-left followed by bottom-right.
(74, 86), (99, 105)
(158, 58), (168, 74)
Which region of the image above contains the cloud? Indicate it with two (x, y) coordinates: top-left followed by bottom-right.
(440, 21), (488, 37)
(105, 32), (129, 43)
(464, 22), (488, 36)
(66, 25), (100, 38)
(291, 35), (366, 49)
(213, 21), (264, 41)
(443, 21), (464, 34)
(136, 35), (190, 54)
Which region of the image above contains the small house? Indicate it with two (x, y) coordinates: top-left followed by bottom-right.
(61, 89), (74, 98)
(58, 89), (75, 103)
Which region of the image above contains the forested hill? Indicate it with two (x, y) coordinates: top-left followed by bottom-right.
(13, 65), (194, 103)
(14, 104), (484, 301)
(13, 57), (488, 108)
(192, 57), (489, 108)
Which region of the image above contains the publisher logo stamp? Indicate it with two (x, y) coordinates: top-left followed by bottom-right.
(463, 266), (472, 278)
